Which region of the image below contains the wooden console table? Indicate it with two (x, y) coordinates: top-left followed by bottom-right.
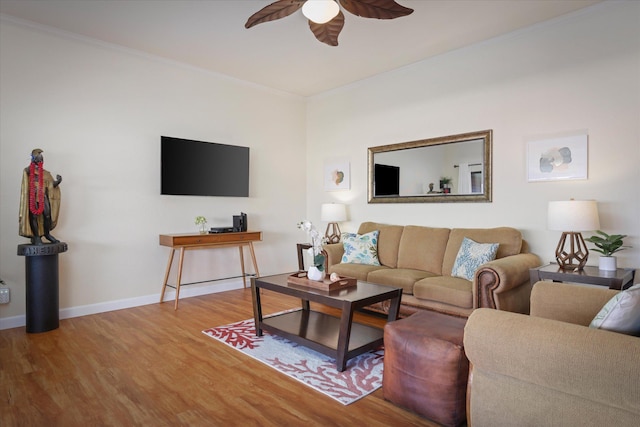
(159, 231), (262, 309)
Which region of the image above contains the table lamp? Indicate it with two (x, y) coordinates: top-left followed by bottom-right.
(548, 200), (600, 270)
(321, 203), (347, 244)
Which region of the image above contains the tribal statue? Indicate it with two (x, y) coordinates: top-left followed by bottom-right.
(19, 149), (62, 245)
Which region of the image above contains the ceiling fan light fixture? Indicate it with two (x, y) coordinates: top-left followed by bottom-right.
(245, 0), (414, 47)
(302, 0), (340, 24)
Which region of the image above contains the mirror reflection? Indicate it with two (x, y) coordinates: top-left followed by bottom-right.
(368, 130), (492, 203)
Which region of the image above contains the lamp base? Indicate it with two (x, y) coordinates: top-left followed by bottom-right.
(555, 231), (589, 270)
(325, 222), (341, 244)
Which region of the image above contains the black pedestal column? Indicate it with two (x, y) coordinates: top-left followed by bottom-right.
(17, 242), (68, 333)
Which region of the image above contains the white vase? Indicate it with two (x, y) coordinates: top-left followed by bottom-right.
(307, 266), (326, 281)
(599, 256), (617, 271)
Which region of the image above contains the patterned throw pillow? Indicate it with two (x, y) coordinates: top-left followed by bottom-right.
(590, 283), (640, 336)
(341, 230), (380, 266)
(451, 237), (499, 281)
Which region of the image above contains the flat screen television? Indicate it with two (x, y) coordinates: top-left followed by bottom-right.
(374, 163), (400, 196)
(161, 136), (250, 197)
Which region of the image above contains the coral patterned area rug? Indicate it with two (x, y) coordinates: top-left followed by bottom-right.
(202, 317), (384, 405)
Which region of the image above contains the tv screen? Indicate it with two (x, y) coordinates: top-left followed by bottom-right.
(374, 163), (400, 196)
(161, 136), (249, 197)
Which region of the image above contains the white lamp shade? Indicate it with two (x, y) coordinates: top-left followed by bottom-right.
(302, 0), (340, 24)
(321, 203), (347, 222)
(548, 200), (600, 232)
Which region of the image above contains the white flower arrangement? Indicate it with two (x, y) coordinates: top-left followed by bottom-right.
(195, 216), (208, 234)
(297, 220), (328, 271)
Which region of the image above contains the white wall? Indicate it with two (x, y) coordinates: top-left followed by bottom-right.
(0, 18), (307, 326)
(306, 2), (640, 268)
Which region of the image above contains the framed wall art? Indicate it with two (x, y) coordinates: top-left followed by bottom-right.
(527, 133), (588, 182)
(324, 159), (350, 191)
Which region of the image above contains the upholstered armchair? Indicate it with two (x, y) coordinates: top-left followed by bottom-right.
(464, 277), (640, 427)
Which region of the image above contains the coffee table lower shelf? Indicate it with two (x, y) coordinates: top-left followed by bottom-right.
(260, 309), (384, 368)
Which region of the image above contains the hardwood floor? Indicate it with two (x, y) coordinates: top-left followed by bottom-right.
(1, 288), (440, 426)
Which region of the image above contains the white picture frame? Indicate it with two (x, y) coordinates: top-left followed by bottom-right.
(527, 134), (588, 182)
(324, 159), (350, 191)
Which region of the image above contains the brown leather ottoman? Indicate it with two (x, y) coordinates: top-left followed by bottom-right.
(383, 310), (469, 427)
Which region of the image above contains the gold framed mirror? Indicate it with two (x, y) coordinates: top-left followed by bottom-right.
(368, 129), (492, 203)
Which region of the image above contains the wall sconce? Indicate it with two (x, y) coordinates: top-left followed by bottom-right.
(321, 203), (347, 244)
(548, 200), (600, 270)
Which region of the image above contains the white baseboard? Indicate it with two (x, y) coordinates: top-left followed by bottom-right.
(0, 279), (245, 331)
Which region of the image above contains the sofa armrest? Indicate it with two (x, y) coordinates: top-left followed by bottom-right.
(464, 309), (640, 425)
(323, 243), (344, 270)
(530, 281), (619, 326)
(474, 252), (541, 310)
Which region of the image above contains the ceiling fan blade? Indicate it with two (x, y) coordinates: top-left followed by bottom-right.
(309, 11), (345, 46)
(339, 0), (413, 19)
(245, 0), (305, 29)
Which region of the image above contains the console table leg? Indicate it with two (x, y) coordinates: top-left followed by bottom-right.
(249, 242), (260, 278)
(174, 247), (185, 310)
(160, 249), (175, 303)
(238, 246), (247, 288)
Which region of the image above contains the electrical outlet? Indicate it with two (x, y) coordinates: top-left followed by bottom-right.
(0, 287), (9, 304)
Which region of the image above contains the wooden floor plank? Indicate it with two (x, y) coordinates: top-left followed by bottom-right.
(1, 288), (440, 426)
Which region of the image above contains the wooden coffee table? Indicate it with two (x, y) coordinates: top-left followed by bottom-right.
(251, 273), (403, 372)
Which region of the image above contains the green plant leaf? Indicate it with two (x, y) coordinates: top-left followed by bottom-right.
(585, 230), (630, 256)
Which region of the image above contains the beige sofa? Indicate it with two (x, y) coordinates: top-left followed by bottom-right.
(324, 222), (541, 317)
(464, 280), (640, 426)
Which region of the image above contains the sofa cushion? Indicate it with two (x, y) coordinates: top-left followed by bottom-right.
(341, 230), (380, 265)
(357, 222), (404, 268)
(414, 276), (473, 309)
(531, 281), (619, 326)
(442, 227), (523, 276)
(396, 226), (450, 275)
(590, 283), (640, 336)
(367, 268), (437, 295)
(329, 263), (388, 281)
(451, 237), (498, 281)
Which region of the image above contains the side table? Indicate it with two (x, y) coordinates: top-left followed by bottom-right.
(530, 263), (635, 290)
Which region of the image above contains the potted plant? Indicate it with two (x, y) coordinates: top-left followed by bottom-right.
(585, 230), (630, 271)
(297, 220), (328, 281)
(440, 177), (452, 194)
(195, 216), (208, 234)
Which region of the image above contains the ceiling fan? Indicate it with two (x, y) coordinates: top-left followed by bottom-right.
(245, 0), (414, 46)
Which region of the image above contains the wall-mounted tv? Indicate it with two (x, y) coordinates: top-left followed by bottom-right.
(374, 163), (400, 196)
(161, 136), (249, 197)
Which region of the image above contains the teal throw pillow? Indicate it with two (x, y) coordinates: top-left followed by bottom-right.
(341, 230), (380, 266)
(590, 283), (640, 336)
(451, 237), (499, 281)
